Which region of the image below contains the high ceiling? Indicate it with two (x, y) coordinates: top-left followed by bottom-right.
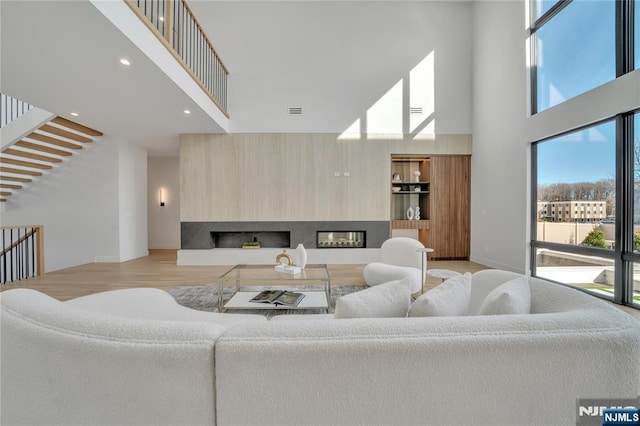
(0, 0), (227, 157)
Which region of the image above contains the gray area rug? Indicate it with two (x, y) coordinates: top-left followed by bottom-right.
(167, 284), (366, 317)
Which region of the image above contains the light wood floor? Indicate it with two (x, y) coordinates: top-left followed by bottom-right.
(0, 250), (488, 300)
(2, 249), (638, 320)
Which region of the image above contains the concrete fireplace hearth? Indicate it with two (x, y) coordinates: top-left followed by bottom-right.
(178, 221), (390, 265)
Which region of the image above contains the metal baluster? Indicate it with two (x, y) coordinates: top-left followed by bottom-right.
(189, 14), (192, 70)
(223, 66), (227, 111)
(31, 227), (35, 277)
(208, 47), (211, 96)
(23, 231), (26, 279)
(160, 0), (165, 37)
(10, 229), (14, 282)
(17, 228), (22, 280)
(27, 229), (30, 278)
(2, 229), (5, 284)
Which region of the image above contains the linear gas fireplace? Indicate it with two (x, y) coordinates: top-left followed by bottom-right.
(181, 222), (387, 250)
(211, 231), (290, 248)
(317, 231), (365, 248)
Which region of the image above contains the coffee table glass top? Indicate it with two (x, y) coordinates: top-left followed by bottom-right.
(219, 263), (330, 283)
(218, 264), (331, 312)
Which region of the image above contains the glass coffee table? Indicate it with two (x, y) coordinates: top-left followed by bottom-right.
(218, 264), (331, 312)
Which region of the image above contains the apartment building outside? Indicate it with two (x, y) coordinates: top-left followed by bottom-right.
(537, 200), (608, 223)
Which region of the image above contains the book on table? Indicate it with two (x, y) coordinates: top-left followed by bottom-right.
(249, 290), (305, 307)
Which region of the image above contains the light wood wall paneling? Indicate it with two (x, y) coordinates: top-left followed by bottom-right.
(344, 140), (389, 220)
(180, 133), (472, 222)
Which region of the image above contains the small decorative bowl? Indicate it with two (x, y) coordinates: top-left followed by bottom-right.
(392, 187), (401, 192)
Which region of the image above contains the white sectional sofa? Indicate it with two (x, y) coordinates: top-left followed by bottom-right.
(1, 270), (639, 426)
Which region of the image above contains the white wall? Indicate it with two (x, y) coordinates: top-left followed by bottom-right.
(471, 0), (640, 273)
(0, 137), (151, 272)
(118, 141), (149, 261)
(147, 156), (180, 249)
(0, 139), (121, 272)
(189, 1), (473, 135)
(471, 0), (529, 272)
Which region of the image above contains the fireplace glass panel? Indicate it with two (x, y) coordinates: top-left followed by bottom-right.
(317, 231), (365, 248)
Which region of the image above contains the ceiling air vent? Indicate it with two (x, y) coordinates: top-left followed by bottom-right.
(410, 107), (423, 114)
(288, 107), (303, 115)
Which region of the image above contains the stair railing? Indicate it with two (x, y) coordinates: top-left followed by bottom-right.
(1, 94), (33, 128)
(126, 0), (229, 117)
(1, 225), (44, 284)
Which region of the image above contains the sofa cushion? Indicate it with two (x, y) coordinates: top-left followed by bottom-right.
(478, 275), (531, 315)
(408, 272), (472, 317)
(334, 277), (412, 318)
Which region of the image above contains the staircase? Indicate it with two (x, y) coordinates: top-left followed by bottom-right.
(0, 116), (103, 203)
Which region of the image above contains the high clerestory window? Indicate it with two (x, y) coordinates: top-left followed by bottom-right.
(530, 0), (639, 309)
(531, 0), (618, 113)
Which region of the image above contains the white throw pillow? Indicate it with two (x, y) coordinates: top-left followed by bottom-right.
(334, 277), (412, 318)
(408, 272), (472, 317)
(478, 275), (531, 315)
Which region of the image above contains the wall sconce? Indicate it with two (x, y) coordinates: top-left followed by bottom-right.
(160, 189), (165, 207)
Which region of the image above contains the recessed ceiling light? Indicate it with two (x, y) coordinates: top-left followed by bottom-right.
(120, 58), (131, 66)
(70, 112), (79, 117)
(184, 110), (191, 114)
(159, 16), (164, 21)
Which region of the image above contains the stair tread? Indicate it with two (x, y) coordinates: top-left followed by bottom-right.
(15, 140), (72, 156)
(0, 157), (52, 170)
(27, 132), (84, 149)
(0, 175), (32, 183)
(40, 124), (92, 143)
(52, 116), (103, 137)
(3, 148), (62, 164)
(0, 167), (42, 177)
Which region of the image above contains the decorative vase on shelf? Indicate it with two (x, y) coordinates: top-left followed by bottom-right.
(413, 170), (421, 182)
(295, 244), (307, 269)
(406, 207), (415, 220)
(415, 206), (421, 220)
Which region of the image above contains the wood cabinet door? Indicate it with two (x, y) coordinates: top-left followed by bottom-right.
(430, 156), (470, 259)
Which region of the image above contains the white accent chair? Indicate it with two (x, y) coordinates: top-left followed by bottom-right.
(363, 237), (427, 293)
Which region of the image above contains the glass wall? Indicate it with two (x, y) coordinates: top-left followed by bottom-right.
(531, 0), (638, 309)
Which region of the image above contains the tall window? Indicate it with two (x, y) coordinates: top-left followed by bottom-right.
(633, 1), (640, 69)
(632, 112), (640, 306)
(531, 0), (638, 309)
(534, 121), (617, 296)
(533, 0), (616, 113)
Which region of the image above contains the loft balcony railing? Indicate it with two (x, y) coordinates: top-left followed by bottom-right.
(1, 94), (33, 128)
(126, 0), (229, 117)
(1, 226), (44, 284)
